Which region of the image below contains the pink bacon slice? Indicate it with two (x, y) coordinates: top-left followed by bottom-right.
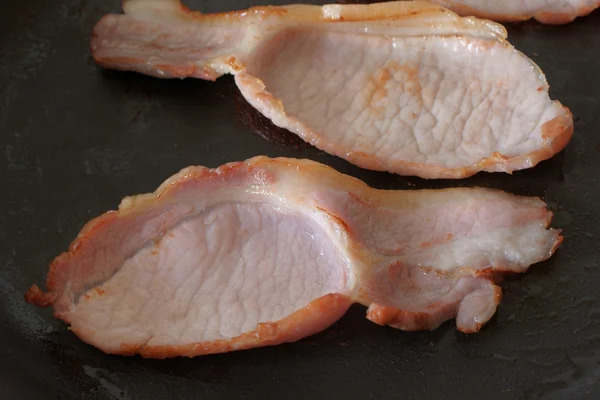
(425, 0), (599, 24)
(89, 0), (573, 179)
(26, 157), (562, 358)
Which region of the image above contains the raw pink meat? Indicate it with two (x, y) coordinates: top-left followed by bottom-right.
(89, 0), (573, 179)
(426, 0), (599, 24)
(26, 157), (562, 358)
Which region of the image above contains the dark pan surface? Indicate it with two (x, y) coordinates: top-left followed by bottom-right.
(1, 1), (599, 399)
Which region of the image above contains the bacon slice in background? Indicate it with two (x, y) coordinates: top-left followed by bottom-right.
(427, 0), (599, 24)
(90, 0), (573, 179)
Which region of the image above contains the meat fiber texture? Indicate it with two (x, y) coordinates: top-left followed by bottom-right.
(26, 157), (563, 358)
(429, 0), (599, 24)
(90, 0), (573, 179)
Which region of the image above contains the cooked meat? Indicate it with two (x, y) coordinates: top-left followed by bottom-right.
(427, 0), (599, 24)
(90, 0), (573, 179)
(26, 157), (562, 358)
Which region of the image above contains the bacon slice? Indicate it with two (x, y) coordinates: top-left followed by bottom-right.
(90, 0), (573, 179)
(427, 0), (599, 24)
(26, 157), (562, 358)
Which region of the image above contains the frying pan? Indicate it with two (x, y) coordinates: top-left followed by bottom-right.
(1, 0), (599, 399)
